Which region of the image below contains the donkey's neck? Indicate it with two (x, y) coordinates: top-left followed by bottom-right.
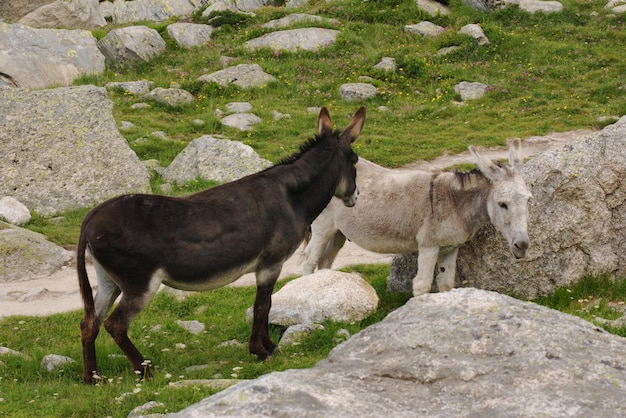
(433, 170), (491, 235)
(272, 149), (339, 223)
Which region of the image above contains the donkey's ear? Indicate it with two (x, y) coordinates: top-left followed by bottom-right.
(340, 106), (366, 144)
(318, 107), (332, 137)
(508, 138), (523, 171)
(469, 145), (503, 182)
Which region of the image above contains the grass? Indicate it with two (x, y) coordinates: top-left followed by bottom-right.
(529, 274), (626, 338)
(3, 0), (626, 415)
(0, 265), (408, 417)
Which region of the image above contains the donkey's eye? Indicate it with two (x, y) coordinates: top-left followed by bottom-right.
(498, 202), (508, 210)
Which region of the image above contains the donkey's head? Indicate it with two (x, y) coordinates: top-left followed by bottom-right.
(469, 139), (532, 259)
(317, 106), (365, 207)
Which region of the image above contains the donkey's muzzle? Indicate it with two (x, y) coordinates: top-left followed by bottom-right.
(342, 187), (359, 207)
(512, 238), (529, 259)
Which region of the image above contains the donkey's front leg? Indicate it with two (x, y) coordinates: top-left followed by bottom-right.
(413, 247), (439, 296)
(301, 216), (338, 275)
(250, 266), (281, 360)
(435, 247), (459, 292)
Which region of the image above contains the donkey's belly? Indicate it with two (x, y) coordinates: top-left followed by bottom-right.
(158, 261), (257, 291)
(344, 231), (419, 254)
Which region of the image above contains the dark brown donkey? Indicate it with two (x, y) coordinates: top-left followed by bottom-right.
(77, 106), (365, 383)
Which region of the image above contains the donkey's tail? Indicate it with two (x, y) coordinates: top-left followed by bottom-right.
(77, 226), (95, 319)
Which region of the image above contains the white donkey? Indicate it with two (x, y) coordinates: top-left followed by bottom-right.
(301, 139), (532, 296)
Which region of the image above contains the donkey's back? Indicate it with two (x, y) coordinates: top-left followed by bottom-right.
(314, 159), (433, 254)
(83, 174), (301, 291)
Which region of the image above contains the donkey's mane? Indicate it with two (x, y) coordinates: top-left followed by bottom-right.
(445, 161), (508, 189)
(445, 168), (486, 190)
(277, 130), (341, 166)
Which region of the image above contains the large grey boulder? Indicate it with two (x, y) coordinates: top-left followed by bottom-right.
(110, 0), (206, 24)
(512, 0), (564, 13)
(0, 23), (105, 88)
(219, 113), (262, 131)
(142, 87), (194, 107)
(197, 64), (276, 88)
(97, 26), (166, 70)
(461, 0), (506, 10)
(606, 0), (626, 13)
(457, 118), (626, 298)
(415, 0), (450, 16)
(0, 197), (31, 226)
(459, 23), (490, 46)
(244, 28), (341, 52)
(171, 288), (626, 417)
(262, 13), (340, 29)
(18, 0), (105, 29)
(404, 21), (445, 37)
(166, 23), (214, 48)
(0, 0), (55, 22)
(339, 83), (379, 102)
(106, 80), (155, 96)
(0, 85), (151, 216)
(454, 81), (490, 100)
(202, 0), (271, 13)
(161, 135), (272, 184)
(250, 270), (379, 326)
(0, 222), (73, 283)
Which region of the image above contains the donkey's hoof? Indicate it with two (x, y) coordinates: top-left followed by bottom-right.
(84, 370), (103, 385)
(134, 366), (153, 381)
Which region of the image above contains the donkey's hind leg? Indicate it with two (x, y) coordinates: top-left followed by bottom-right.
(81, 259), (121, 383)
(435, 247), (459, 292)
(318, 231), (347, 270)
(103, 275), (161, 379)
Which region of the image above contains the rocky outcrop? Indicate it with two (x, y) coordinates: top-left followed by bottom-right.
(457, 118), (626, 298)
(0, 22), (105, 88)
(170, 288), (626, 417)
(388, 123), (625, 299)
(0, 85), (151, 216)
